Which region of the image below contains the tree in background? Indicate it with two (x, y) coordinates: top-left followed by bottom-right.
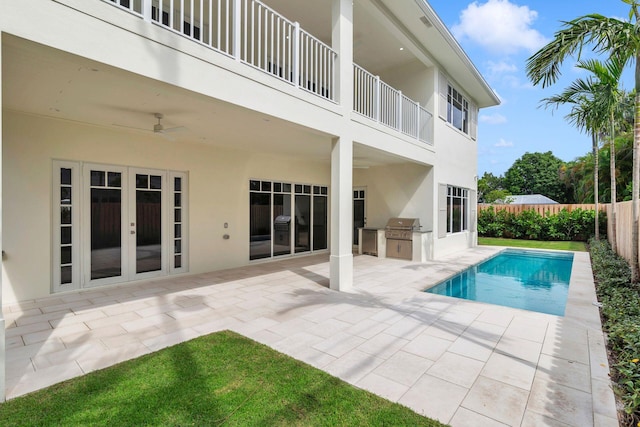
(526, 0), (640, 280)
(503, 152), (569, 203)
(477, 172), (510, 203)
(541, 58), (624, 244)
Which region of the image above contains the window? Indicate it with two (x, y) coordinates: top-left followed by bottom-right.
(447, 186), (469, 234)
(249, 179), (328, 260)
(438, 72), (478, 139)
(447, 86), (469, 134)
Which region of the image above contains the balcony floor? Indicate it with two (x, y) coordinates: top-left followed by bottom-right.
(4, 248), (617, 426)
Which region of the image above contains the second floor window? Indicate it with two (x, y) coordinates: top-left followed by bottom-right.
(447, 86), (469, 134)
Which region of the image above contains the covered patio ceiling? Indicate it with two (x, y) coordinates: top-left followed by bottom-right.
(2, 35), (413, 169)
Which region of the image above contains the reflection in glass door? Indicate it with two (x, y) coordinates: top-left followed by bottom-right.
(353, 188), (366, 245)
(294, 185), (311, 253)
(134, 173), (163, 274)
(87, 167), (125, 283)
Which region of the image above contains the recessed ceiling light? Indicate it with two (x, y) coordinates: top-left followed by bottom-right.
(399, 47), (404, 51)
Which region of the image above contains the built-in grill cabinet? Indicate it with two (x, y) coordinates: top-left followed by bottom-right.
(385, 218), (420, 260)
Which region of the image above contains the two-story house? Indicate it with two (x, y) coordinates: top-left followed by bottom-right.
(0, 0), (499, 400)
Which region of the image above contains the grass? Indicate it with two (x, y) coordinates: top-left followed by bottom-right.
(0, 331), (443, 426)
(478, 237), (587, 252)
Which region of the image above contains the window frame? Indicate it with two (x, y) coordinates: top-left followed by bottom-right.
(446, 185), (469, 234)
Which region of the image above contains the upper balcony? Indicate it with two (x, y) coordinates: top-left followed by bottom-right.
(103, 0), (435, 145)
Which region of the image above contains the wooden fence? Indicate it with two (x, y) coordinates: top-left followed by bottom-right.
(478, 203), (606, 217)
(606, 201), (636, 265)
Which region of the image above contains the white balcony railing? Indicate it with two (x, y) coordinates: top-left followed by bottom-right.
(354, 65), (433, 145)
(104, 0), (336, 102)
(104, 1), (432, 144)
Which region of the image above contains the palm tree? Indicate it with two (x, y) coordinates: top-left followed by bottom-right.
(526, 2), (640, 281)
(541, 69), (605, 240)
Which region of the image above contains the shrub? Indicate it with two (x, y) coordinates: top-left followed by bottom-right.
(477, 207), (606, 241)
(590, 239), (639, 422)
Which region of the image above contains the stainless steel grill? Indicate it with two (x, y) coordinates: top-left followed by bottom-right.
(385, 218), (420, 260)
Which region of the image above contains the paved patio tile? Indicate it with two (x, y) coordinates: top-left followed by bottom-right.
(447, 334), (496, 362)
(495, 335), (543, 364)
(398, 373), (469, 424)
(1, 249), (618, 426)
(503, 317), (548, 343)
(427, 351), (484, 388)
(591, 378), (618, 420)
(520, 411), (572, 427)
(7, 360), (84, 399)
(356, 332), (408, 360)
(344, 318), (389, 339)
(402, 331), (452, 361)
(324, 349), (384, 384)
(422, 319), (467, 341)
(356, 372), (409, 402)
(481, 352), (537, 391)
(535, 353), (591, 393)
(450, 407), (509, 427)
(462, 376), (529, 426)
(382, 315), (431, 340)
(312, 332), (366, 358)
(372, 350), (433, 386)
(526, 377), (593, 427)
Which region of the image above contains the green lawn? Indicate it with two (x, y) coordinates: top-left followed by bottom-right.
(479, 237), (587, 252)
(0, 331), (443, 426)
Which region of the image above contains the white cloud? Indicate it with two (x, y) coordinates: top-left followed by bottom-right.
(487, 60), (517, 76)
(480, 113), (507, 124)
(494, 138), (514, 147)
(452, 0), (548, 54)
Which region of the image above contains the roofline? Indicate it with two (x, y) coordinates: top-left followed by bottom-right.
(415, 0), (501, 107)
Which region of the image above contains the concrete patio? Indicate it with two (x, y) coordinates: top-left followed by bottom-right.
(3, 247), (618, 426)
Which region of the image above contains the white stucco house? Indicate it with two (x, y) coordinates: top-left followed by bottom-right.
(0, 0), (499, 400)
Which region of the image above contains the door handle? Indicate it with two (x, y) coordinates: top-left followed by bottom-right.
(131, 231), (136, 235)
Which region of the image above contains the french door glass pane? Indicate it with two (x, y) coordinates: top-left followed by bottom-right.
(313, 196), (327, 250)
(294, 195), (310, 253)
(273, 194), (291, 256)
(250, 192), (271, 260)
(136, 188), (162, 274)
(90, 188), (122, 280)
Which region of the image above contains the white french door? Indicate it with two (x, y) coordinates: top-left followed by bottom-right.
(82, 165), (169, 287)
(51, 161), (191, 293)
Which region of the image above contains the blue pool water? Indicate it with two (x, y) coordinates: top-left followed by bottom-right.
(425, 249), (574, 316)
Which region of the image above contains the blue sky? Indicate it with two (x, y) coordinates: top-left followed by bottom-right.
(427, 0), (634, 177)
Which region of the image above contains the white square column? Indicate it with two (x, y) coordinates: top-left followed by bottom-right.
(0, 33), (6, 402)
(332, 0), (353, 110)
(330, 0), (354, 292)
(330, 136), (353, 291)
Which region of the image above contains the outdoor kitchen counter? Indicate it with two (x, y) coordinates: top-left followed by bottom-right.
(358, 228), (433, 262)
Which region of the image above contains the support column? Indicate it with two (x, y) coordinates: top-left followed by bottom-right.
(330, 0), (354, 291)
(0, 32), (6, 402)
(330, 136), (353, 291)
(332, 0), (353, 110)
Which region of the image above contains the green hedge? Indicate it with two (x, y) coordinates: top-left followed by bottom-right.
(590, 239), (638, 423)
(478, 207), (606, 241)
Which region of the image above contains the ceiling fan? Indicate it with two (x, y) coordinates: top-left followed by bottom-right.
(113, 113), (186, 139)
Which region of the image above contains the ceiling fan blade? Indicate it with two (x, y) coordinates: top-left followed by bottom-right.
(112, 123), (150, 132)
(160, 126), (187, 134)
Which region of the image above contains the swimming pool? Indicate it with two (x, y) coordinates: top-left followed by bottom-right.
(425, 249), (574, 316)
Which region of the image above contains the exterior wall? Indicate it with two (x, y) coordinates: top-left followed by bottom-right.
(353, 163), (433, 231)
(1, 0), (496, 303)
(2, 111), (331, 303)
(432, 70), (479, 257)
(382, 60), (434, 109)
